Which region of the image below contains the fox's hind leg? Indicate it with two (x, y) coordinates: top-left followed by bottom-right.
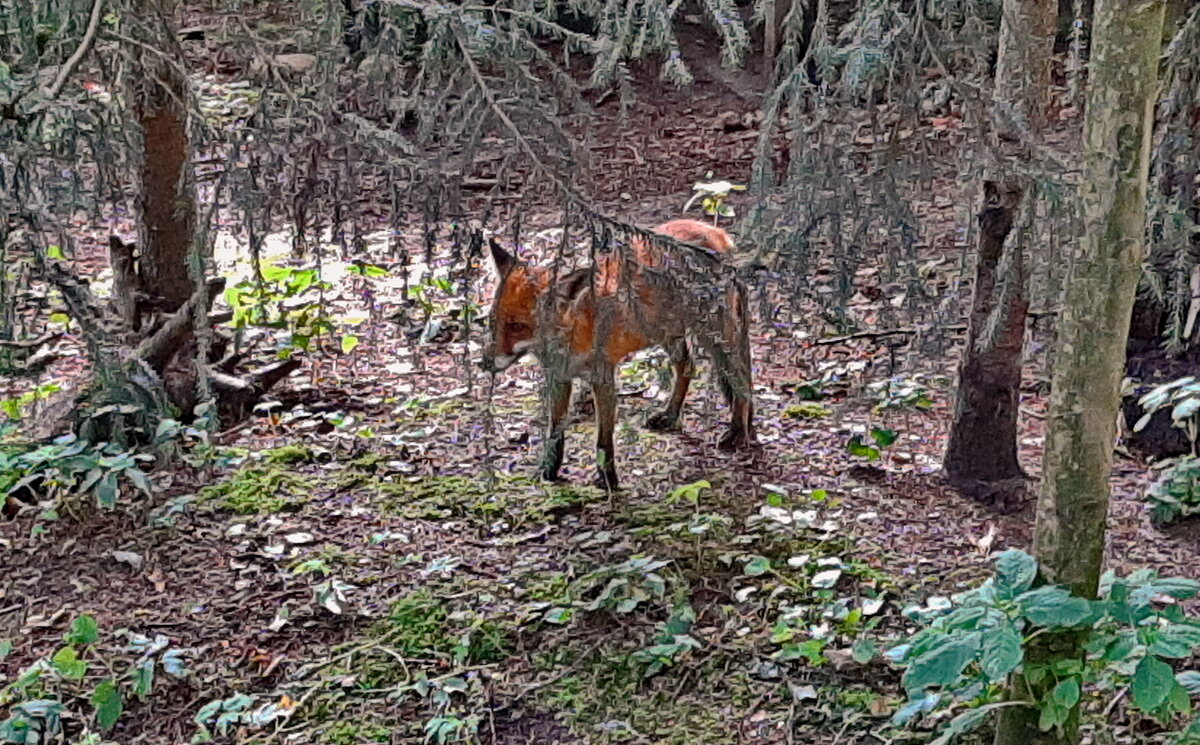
(540, 376), (573, 482)
(592, 375), (620, 491)
(646, 338), (692, 432)
(715, 285), (756, 452)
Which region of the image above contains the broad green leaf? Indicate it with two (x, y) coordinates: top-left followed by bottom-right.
(91, 679), (122, 731)
(46, 245), (65, 260)
(1018, 586), (1093, 628)
(1133, 656), (1176, 712)
(1169, 681), (1194, 718)
(0, 639), (11, 660)
(1039, 699), (1070, 731)
(1150, 624), (1200, 659)
(846, 435), (880, 461)
(979, 623), (1023, 681)
(52, 646), (87, 679)
(871, 427), (898, 448)
(1178, 671), (1200, 694)
(743, 555), (771, 576)
(1051, 676), (1081, 708)
(341, 335), (360, 354)
(902, 632), (980, 692)
(994, 549), (1037, 599)
(852, 635), (878, 663)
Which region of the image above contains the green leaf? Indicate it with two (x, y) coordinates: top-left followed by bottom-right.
(133, 658), (155, 698)
(1150, 624), (1200, 659)
(542, 607), (573, 624)
(0, 639), (11, 660)
(1168, 681), (1194, 718)
(979, 623), (1023, 681)
(994, 549), (1037, 599)
(67, 614), (99, 645)
(94, 472), (119, 509)
(1133, 656), (1176, 712)
(1051, 676), (1081, 708)
(902, 632), (980, 692)
(1178, 671), (1200, 694)
(852, 635), (878, 663)
(46, 245), (65, 260)
(846, 435), (880, 460)
(48, 312), (71, 326)
(91, 679), (123, 731)
(341, 335), (360, 354)
(743, 555), (771, 576)
(1018, 586), (1093, 627)
(52, 646), (87, 679)
(870, 427), (898, 448)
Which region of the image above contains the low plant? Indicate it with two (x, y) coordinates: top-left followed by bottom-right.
(1147, 456), (1200, 526)
(1134, 377), (1200, 525)
(885, 548), (1200, 742)
(1, 615), (191, 742)
(0, 434), (153, 514)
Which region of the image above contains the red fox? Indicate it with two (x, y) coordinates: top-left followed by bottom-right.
(481, 218), (755, 490)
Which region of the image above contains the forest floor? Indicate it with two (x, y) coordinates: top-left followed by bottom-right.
(3, 17), (1199, 745)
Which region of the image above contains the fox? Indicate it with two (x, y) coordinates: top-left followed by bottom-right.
(481, 218), (755, 490)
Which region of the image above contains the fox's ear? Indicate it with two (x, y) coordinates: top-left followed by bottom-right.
(489, 238), (516, 275)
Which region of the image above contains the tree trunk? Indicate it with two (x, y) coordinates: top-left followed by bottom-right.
(994, 0), (1059, 134)
(133, 0), (195, 314)
(993, 0), (1165, 742)
(945, 0), (1054, 499)
(944, 179), (1028, 501)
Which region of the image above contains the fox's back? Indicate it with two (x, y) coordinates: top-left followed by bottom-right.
(565, 220), (740, 369)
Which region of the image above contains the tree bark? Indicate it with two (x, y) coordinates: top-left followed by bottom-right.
(132, 0), (196, 311)
(945, 0), (1055, 499)
(994, 0), (1059, 134)
(993, 0), (1165, 742)
(944, 179), (1028, 500)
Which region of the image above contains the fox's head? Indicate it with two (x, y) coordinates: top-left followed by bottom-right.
(481, 238), (547, 373)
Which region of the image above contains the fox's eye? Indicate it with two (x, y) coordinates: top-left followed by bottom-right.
(506, 322), (531, 334)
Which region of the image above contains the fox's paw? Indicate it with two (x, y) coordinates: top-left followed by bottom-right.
(645, 411), (680, 432)
(540, 468), (567, 484)
(718, 428), (755, 452)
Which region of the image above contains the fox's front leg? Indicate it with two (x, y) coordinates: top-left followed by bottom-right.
(592, 376), (619, 491)
(540, 374), (573, 482)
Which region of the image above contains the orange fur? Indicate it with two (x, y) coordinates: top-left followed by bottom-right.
(482, 218), (753, 489)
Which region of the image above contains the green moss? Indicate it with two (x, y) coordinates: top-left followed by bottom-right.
(376, 475), (598, 525)
(199, 466), (310, 514)
(784, 402), (832, 419)
(262, 444), (314, 465)
(321, 722), (392, 745)
(373, 589), (513, 666)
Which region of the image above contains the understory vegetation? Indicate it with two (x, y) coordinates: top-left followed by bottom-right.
(4, 0), (1200, 743)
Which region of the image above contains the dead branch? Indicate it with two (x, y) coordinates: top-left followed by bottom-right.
(44, 0), (105, 100)
(0, 332), (63, 350)
(135, 277), (226, 373)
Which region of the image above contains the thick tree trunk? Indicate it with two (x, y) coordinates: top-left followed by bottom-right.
(944, 180), (1029, 500)
(994, 0), (1059, 134)
(993, 0), (1165, 742)
(133, 0), (195, 312)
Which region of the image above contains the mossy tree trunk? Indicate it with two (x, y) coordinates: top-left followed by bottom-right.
(992, 0), (1165, 742)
